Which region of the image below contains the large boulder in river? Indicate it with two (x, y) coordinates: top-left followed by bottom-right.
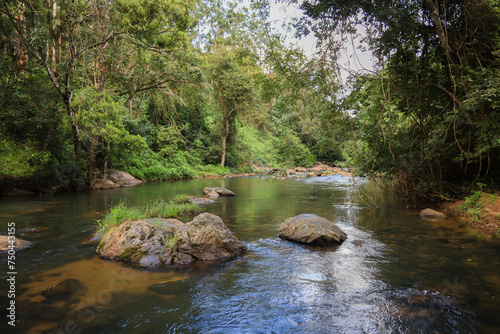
(178, 213), (246, 260)
(107, 169), (142, 186)
(96, 213), (245, 267)
(91, 170), (142, 189)
(0, 236), (33, 254)
(279, 214), (347, 245)
(203, 187), (235, 197)
(97, 220), (181, 265)
(419, 208), (447, 219)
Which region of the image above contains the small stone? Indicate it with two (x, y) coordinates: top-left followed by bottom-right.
(187, 196), (214, 204)
(419, 208), (447, 219)
(0, 236), (33, 253)
(352, 240), (363, 247)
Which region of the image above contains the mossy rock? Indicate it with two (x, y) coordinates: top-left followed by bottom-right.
(96, 213), (245, 267)
(120, 246), (145, 261)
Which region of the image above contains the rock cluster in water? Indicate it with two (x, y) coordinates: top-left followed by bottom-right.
(203, 187), (235, 197)
(96, 185), (349, 268)
(279, 214), (347, 246)
(97, 213), (246, 267)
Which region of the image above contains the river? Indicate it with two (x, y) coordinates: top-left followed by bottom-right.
(1, 175), (499, 333)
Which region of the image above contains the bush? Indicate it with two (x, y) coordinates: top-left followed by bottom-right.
(276, 133), (316, 167)
(0, 139), (50, 179)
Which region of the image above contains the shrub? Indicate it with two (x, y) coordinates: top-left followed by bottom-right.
(0, 139), (50, 179)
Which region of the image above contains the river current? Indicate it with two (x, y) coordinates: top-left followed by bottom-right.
(1, 175), (499, 333)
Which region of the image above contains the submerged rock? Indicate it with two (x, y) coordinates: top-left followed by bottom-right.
(203, 187), (235, 197)
(420, 208), (448, 219)
(96, 213), (245, 267)
(19, 300), (66, 321)
(0, 236), (33, 254)
(41, 278), (87, 299)
(279, 214), (347, 246)
(187, 196), (214, 204)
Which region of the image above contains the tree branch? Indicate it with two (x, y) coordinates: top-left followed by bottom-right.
(119, 78), (193, 96)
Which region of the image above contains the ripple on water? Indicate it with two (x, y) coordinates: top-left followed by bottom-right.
(185, 226), (391, 333)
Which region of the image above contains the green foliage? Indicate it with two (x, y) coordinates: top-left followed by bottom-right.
(161, 232), (180, 253)
(171, 194), (190, 204)
(275, 132), (316, 168)
(460, 188), (499, 223)
(205, 46), (257, 167)
(237, 125), (278, 167)
(96, 198), (202, 233)
(0, 139), (50, 179)
(296, 0), (500, 199)
(194, 164), (234, 177)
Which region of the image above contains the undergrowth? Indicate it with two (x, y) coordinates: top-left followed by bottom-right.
(459, 184), (499, 223)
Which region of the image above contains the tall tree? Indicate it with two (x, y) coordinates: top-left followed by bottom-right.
(205, 47), (255, 167)
(294, 0), (500, 197)
(1, 0), (198, 173)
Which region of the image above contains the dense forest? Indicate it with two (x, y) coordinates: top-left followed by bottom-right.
(1, 0), (499, 200)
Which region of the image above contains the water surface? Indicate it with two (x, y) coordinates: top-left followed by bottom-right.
(1, 176), (499, 333)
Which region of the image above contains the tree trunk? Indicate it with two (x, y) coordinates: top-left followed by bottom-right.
(425, 0), (453, 61)
(220, 135), (227, 167)
(97, 8), (106, 94)
(220, 114), (230, 167)
(103, 141), (110, 177)
(90, 135), (98, 173)
(68, 106), (81, 168)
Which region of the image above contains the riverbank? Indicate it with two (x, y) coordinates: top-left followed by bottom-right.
(1, 163), (353, 196)
(440, 192), (500, 236)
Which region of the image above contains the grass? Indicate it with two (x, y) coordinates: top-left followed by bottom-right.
(161, 232), (180, 253)
(460, 189), (499, 223)
(96, 198), (201, 233)
(171, 194), (191, 204)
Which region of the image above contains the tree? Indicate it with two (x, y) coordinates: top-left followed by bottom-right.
(205, 47), (255, 167)
(293, 0), (500, 198)
(1, 0), (199, 174)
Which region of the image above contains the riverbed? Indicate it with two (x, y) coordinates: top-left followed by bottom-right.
(1, 176), (499, 333)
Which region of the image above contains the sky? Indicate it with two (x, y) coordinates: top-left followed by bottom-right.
(267, 1), (376, 84)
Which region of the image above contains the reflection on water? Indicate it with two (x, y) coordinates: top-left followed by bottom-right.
(186, 226), (389, 333)
(18, 257), (187, 333)
(1, 175), (499, 333)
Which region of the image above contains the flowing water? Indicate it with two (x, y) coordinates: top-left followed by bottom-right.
(1, 176), (500, 333)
